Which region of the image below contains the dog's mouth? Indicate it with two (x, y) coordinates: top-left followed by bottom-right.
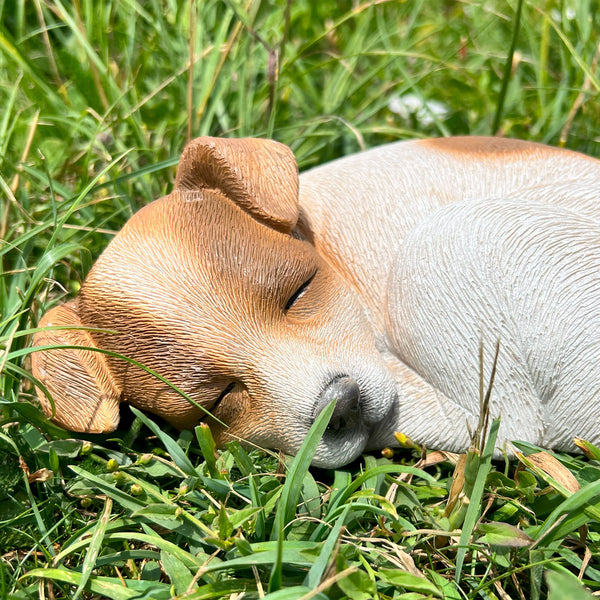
(310, 423), (371, 468)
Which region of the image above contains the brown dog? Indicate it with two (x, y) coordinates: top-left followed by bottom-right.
(32, 136), (600, 467)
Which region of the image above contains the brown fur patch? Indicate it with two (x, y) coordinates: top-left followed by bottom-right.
(420, 135), (558, 157)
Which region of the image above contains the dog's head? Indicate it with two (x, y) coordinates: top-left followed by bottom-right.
(33, 138), (397, 468)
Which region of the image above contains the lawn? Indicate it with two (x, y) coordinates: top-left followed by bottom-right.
(2, 0), (600, 598)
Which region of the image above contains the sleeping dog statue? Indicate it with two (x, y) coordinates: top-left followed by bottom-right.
(31, 136), (600, 468)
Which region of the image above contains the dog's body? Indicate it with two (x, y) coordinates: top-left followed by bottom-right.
(300, 137), (600, 458)
(32, 136), (600, 467)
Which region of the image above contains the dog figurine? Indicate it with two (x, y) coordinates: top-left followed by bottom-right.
(32, 136), (600, 467)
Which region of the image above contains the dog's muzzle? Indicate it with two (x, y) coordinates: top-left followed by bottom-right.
(313, 376), (361, 431)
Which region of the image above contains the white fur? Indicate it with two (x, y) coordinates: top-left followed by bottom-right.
(299, 139), (600, 453)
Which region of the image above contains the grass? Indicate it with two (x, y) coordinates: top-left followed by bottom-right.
(1, 0), (600, 598)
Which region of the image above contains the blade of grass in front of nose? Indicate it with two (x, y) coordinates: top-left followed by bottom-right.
(268, 398), (337, 592)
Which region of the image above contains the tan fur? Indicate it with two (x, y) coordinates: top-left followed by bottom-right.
(420, 135), (570, 156)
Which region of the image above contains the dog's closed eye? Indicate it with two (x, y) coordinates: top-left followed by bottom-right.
(285, 269), (317, 312)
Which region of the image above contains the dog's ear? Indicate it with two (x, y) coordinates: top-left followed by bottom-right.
(174, 137), (299, 233)
(31, 301), (121, 433)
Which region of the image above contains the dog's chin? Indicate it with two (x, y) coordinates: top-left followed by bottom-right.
(309, 424), (371, 469)
(365, 402), (400, 450)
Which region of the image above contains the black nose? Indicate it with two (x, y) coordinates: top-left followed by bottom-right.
(314, 376), (361, 431)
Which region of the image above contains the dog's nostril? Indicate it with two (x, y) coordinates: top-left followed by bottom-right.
(314, 376), (361, 431)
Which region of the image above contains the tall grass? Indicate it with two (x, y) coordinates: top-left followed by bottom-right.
(1, 1), (600, 598)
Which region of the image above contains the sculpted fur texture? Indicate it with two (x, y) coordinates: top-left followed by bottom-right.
(32, 136), (600, 467)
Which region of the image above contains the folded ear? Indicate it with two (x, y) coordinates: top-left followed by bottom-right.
(175, 137), (299, 233)
(31, 301), (121, 433)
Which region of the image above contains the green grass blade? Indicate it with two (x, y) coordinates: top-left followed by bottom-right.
(326, 463), (436, 514)
(72, 497), (113, 600)
(531, 479), (600, 545)
(55, 530), (204, 570)
(270, 399), (337, 541)
(69, 465), (147, 513)
(304, 504), (350, 589)
(0, 27), (62, 106)
(225, 440), (256, 476)
(492, 0), (524, 133)
(455, 417), (500, 583)
(546, 569), (595, 600)
(264, 587), (328, 600)
(249, 473), (266, 542)
(268, 399), (336, 592)
(195, 422), (222, 479)
(23, 567), (172, 600)
(160, 550), (194, 595)
(129, 407), (197, 477)
(12, 343), (224, 425)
